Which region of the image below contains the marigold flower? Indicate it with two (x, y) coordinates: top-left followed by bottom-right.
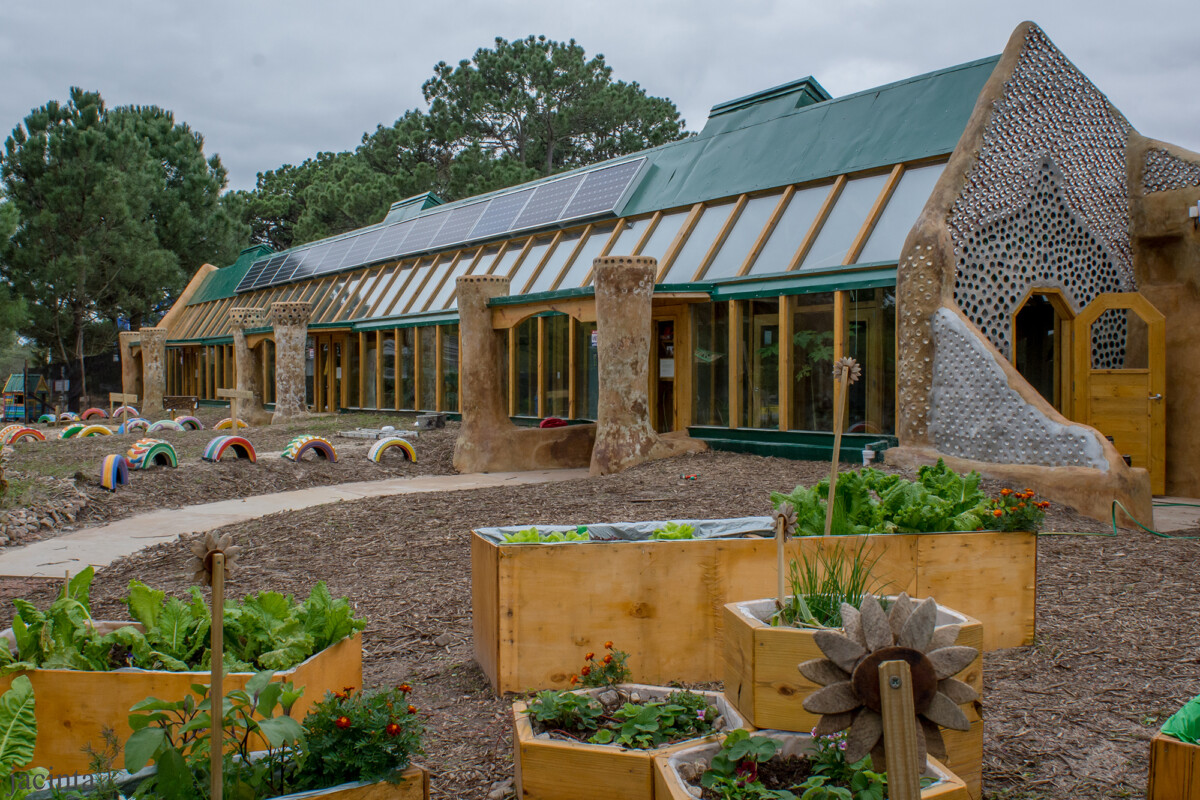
(386, 722), (402, 736)
(1017, 502), (1026, 509)
(580, 666), (591, 676)
(407, 705), (417, 715)
(333, 691), (347, 700)
(584, 652), (594, 661)
(569, 675), (579, 686)
(1000, 488), (1012, 496)
(343, 686), (355, 695)
(335, 716), (352, 729)
(993, 509), (1004, 517)
(398, 683), (412, 693)
(604, 641), (613, 649)
(603, 654), (613, 664)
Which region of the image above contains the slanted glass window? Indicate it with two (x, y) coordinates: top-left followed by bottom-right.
(856, 163), (946, 264)
(844, 287), (897, 434)
(411, 258), (455, 312)
(739, 299), (780, 429)
(374, 265), (417, 316)
(527, 229), (584, 294)
(394, 258), (436, 314)
(573, 319), (599, 420)
(702, 193), (784, 280)
(606, 215), (653, 257)
(514, 318), (538, 416)
(440, 323), (460, 411)
(430, 250), (479, 310)
(491, 241), (527, 282)
(509, 235), (555, 294)
(543, 315), (570, 418)
(692, 303), (729, 426)
(418, 327), (437, 410)
(559, 223), (616, 289)
(748, 184), (830, 275)
(800, 173), (890, 270)
(637, 209), (688, 266)
(360, 266), (398, 316)
(787, 292), (836, 431)
(664, 201), (737, 283)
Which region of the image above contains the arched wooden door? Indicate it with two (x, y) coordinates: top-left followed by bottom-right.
(1073, 293), (1165, 493)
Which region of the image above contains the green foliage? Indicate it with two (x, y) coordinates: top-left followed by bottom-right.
(650, 522), (695, 540)
(294, 685), (423, 790)
(0, 573), (365, 676)
(578, 642), (631, 688)
(988, 488), (1048, 533)
(526, 690), (603, 732)
(500, 526), (590, 544)
(770, 460), (990, 537)
(701, 729), (789, 798)
(772, 542), (883, 629)
(0, 676), (38, 790)
(588, 691), (716, 749)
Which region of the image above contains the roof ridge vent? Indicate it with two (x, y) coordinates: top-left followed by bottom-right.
(708, 76), (832, 118)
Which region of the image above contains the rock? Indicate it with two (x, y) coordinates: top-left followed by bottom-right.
(677, 761), (707, 782)
(433, 633), (452, 647)
(597, 689), (619, 707)
(487, 778), (514, 799)
(629, 692), (642, 704)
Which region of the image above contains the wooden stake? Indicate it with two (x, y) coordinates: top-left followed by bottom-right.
(775, 514), (786, 608)
(823, 369), (852, 537)
(879, 659), (922, 800)
(210, 552), (225, 800)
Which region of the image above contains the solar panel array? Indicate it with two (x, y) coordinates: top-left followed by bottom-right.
(236, 157), (646, 293)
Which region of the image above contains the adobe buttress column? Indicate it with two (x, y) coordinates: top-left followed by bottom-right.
(117, 331), (142, 402)
(453, 274), (513, 472)
(228, 307), (270, 424)
(269, 302), (312, 423)
(138, 327), (168, 417)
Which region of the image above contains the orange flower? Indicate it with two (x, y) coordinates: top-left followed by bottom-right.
(335, 716), (352, 729)
(398, 683), (412, 694)
(407, 705), (417, 715)
(584, 652), (595, 661)
(1000, 488), (1012, 497)
(580, 666), (591, 676)
(386, 722), (402, 736)
(604, 641), (613, 649)
(603, 654), (613, 664)
(343, 686), (355, 695)
(1017, 502), (1026, 509)
(993, 509), (1004, 517)
(569, 675), (579, 686)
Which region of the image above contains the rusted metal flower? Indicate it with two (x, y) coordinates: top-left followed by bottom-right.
(188, 532), (242, 584)
(799, 593), (979, 767)
(832, 356), (862, 385)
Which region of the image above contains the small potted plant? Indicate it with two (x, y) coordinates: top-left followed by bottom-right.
(511, 642), (747, 800)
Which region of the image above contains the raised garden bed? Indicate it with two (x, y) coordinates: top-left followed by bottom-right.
(724, 597), (984, 799)
(472, 520), (1034, 693)
(512, 683), (746, 800)
(1148, 731), (1200, 798)
(651, 730), (969, 799)
(267, 766), (429, 799)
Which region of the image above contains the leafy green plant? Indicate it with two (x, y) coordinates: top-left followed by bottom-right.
(589, 691), (716, 749)
(0, 676), (46, 800)
(526, 690), (604, 733)
(500, 526), (590, 543)
(577, 641), (631, 688)
(293, 685), (423, 790)
(701, 729), (786, 798)
(650, 522), (695, 540)
(49, 729), (123, 800)
(771, 542), (883, 629)
(988, 488), (1048, 532)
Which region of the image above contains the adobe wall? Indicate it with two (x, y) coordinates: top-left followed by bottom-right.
(138, 327), (168, 417)
(229, 307), (271, 425)
(269, 302), (311, 423)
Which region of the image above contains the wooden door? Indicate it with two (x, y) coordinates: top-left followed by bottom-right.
(1073, 293), (1165, 493)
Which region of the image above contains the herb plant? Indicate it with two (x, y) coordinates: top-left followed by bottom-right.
(500, 526), (590, 543)
(771, 542), (883, 629)
(650, 522), (695, 540)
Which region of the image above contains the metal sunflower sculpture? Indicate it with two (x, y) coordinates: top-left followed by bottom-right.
(832, 356), (862, 385)
(188, 531), (242, 584)
(799, 593), (978, 767)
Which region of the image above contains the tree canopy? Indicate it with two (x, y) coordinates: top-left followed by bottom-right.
(237, 35), (688, 251)
(0, 88), (244, 401)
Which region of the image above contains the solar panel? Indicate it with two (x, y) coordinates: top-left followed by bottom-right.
(429, 202), (488, 249)
(366, 220), (415, 263)
(561, 159), (644, 220)
(401, 209), (451, 253)
(259, 253), (296, 287)
(342, 229), (384, 267)
(470, 188), (535, 239)
(235, 255), (276, 292)
(514, 175), (583, 229)
(317, 237), (358, 276)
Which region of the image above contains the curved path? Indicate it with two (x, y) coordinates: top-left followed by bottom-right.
(0, 469), (588, 578)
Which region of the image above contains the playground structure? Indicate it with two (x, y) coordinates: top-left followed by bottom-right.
(281, 435), (338, 462)
(202, 436), (257, 463)
(125, 438), (178, 469)
(2, 374), (48, 422)
(99, 454), (130, 491)
(367, 436), (417, 463)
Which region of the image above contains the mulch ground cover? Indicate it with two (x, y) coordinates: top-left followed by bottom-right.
(0, 446), (1192, 799)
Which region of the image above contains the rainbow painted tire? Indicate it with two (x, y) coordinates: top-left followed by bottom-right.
(202, 436), (256, 463)
(60, 424), (87, 439)
(59, 412), (80, 422)
(281, 435), (338, 463)
(0, 425), (23, 443)
(147, 420), (185, 433)
(367, 437), (416, 463)
(77, 425), (113, 437)
(174, 416), (204, 431)
(118, 418), (151, 434)
(126, 438), (178, 469)
(81, 408), (108, 420)
(3, 427), (46, 444)
(113, 406), (139, 418)
(214, 418), (249, 430)
(37, 414), (55, 424)
(100, 454), (130, 491)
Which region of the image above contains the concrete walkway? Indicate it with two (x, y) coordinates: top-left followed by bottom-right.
(0, 469), (589, 578)
(1153, 497), (1200, 533)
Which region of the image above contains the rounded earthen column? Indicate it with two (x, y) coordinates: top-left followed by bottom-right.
(452, 274), (513, 472)
(117, 331), (143, 402)
(229, 307), (269, 424)
(269, 302), (312, 423)
(590, 256), (660, 475)
(138, 327), (168, 416)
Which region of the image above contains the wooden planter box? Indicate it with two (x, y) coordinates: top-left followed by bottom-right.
(652, 731), (968, 800)
(0, 630), (362, 773)
(512, 683), (747, 800)
(724, 598), (984, 799)
(269, 765), (429, 800)
(1148, 732), (1200, 799)
(472, 527), (1034, 693)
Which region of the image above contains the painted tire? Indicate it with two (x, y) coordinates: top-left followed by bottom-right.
(59, 412), (80, 422)
(281, 435), (338, 463)
(174, 416), (204, 431)
(202, 436), (257, 463)
(118, 418), (151, 434)
(0, 425), (23, 443)
(367, 437), (416, 463)
(126, 438), (178, 469)
(214, 418), (249, 430)
(37, 414), (55, 424)
(60, 424), (87, 439)
(81, 408), (108, 420)
(113, 406), (139, 418)
(4, 427), (46, 444)
(76, 425), (113, 437)
(147, 420), (185, 433)
(100, 454), (130, 491)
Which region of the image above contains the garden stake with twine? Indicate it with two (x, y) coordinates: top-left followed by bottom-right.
(189, 532), (242, 800)
(773, 505), (797, 609)
(824, 357), (862, 537)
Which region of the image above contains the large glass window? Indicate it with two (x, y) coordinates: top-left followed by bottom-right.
(514, 318), (538, 416)
(560, 223), (616, 288)
(844, 288), (897, 434)
(663, 202), (737, 283)
(637, 210), (689, 266)
(381, 333), (396, 409)
(491, 241), (527, 280)
(411, 259), (454, 312)
(801, 173), (890, 270)
(509, 235), (556, 294)
(398, 328), (416, 409)
(692, 303), (729, 426)
(364, 336), (378, 408)
(739, 299), (779, 429)
(606, 216), (653, 257)
(703, 193), (784, 280)
(418, 327), (437, 410)
(748, 184), (830, 275)
(856, 163), (945, 264)
(346, 336), (359, 407)
(788, 292), (836, 431)
(440, 323), (460, 412)
(573, 319), (599, 420)
(528, 229), (584, 294)
(543, 315), (571, 418)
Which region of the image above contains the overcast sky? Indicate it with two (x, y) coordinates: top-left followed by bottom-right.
(2, 0), (1197, 192)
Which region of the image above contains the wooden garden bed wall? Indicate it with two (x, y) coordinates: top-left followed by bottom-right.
(472, 531), (1034, 694)
(0, 632), (362, 773)
(1148, 732), (1200, 800)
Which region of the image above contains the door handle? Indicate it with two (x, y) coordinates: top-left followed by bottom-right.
(1149, 393), (1163, 400)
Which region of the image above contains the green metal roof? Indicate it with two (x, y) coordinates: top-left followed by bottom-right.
(3, 374), (46, 394)
(186, 244), (274, 306)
